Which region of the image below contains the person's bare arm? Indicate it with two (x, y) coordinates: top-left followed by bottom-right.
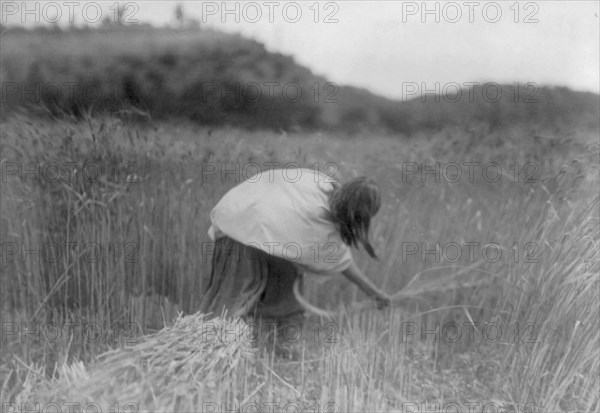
(342, 262), (391, 309)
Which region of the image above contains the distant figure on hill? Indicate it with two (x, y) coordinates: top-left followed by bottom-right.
(199, 168), (391, 355)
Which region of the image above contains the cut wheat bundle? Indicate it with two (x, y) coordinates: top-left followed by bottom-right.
(16, 313), (256, 412)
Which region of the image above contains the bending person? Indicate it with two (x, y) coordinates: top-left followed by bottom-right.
(199, 167), (391, 353)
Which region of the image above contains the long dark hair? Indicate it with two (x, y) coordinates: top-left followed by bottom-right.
(329, 176), (381, 258)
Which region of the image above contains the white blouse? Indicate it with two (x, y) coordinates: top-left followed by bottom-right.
(208, 168), (354, 274)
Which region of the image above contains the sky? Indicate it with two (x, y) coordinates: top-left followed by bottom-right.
(3, 1), (599, 100)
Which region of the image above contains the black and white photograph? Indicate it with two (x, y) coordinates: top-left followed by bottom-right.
(1, 1), (598, 411)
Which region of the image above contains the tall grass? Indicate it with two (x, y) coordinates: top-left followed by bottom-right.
(1, 114), (598, 409)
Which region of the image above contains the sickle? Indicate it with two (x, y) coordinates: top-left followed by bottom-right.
(292, 261), (493, 318)
(292, 277), (337, 319)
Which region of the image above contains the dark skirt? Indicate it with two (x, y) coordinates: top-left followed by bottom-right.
(199, 236), (305, 322)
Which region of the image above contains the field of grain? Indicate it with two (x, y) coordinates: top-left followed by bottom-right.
(1, 111), (598, 411)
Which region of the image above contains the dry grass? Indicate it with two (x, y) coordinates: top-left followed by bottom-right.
(1, 115), (598, 411)
(12, 313), (259, 412)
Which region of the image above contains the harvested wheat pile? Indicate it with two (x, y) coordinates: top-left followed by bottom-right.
(17, 313), (257, 412)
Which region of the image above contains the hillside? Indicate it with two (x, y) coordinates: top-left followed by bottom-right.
(1, 24), (599, 133)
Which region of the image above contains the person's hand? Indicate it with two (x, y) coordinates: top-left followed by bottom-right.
(374, 293), (392, 310)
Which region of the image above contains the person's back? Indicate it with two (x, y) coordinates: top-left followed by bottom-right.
(208, 168), (353, 274)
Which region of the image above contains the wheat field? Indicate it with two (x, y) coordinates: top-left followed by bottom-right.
(1, 114), (598, 411)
